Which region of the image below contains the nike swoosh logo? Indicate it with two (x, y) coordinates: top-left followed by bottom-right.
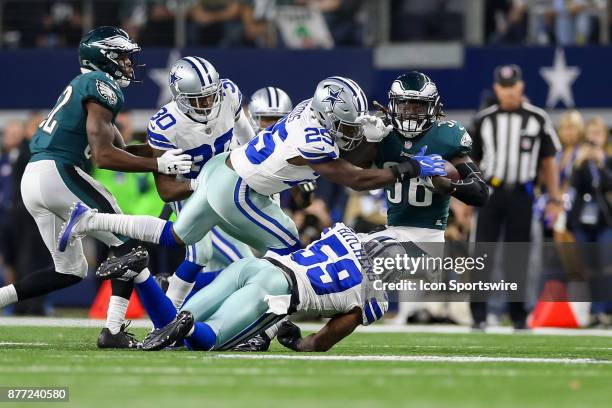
(311, 146), (326, 152)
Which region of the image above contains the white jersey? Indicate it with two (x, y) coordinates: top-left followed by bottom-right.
(268, 223), (389, 326)
(229, 99), (339, 195)
(147, 78), (254, 180)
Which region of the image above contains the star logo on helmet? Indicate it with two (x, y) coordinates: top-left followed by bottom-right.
(322, 86), (345, 109)
(169, 71), (182, 86)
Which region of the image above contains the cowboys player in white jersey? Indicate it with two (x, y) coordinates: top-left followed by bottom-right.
(58, 77), (448, 285)
(97, 223), (399, 352)
(143, 56), (256, 310)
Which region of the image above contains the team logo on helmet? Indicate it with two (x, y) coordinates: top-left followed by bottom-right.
(96, 80), (118, 105)
(322, 86), (345, 110)
(169, 71), (182, 86)
(89, 35), (136, 52)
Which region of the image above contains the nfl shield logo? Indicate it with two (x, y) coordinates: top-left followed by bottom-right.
(404, 141), (412, 149)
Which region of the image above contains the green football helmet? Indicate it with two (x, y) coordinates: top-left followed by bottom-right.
(388, 71), (443, 138)
(78, 26), (141, 87)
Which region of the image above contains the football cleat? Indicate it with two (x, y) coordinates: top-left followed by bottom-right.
(232, 333), (271, 352)
(97, 322), (141, 349)
(142, 311), (194, 351)
(96, 247), (149, 281)
(58, 202), (96, 252)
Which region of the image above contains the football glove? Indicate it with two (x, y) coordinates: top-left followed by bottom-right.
(157, 149), (193, 175)
(411, 146), (447, 178)
(277, 320), (302, 351)
(356, 115), (393, 143)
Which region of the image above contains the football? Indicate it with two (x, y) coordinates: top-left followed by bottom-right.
(443, 161), (461, 182)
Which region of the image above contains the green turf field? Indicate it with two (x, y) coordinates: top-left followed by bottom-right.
(0, 326), (611, 408)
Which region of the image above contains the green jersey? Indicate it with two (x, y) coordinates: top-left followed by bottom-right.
(374, 120), (472, 230)
(30, 71), (124, 167)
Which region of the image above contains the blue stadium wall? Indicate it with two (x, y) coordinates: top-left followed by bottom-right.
(2, 46), (611, 111)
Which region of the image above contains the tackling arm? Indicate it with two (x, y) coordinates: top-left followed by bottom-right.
(431, 155), (489, 207)
(112, 123), (153, 157)
(233, 107), (256, 146)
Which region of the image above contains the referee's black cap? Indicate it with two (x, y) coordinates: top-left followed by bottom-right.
(494, 64), (523, 87)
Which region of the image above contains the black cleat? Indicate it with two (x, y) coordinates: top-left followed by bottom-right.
(97, 322), (141, 349)
(232, 333), (271, 352)
(142, 311), (194, 351)
(96, 247), (149, 281)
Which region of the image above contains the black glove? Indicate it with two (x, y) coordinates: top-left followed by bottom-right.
(277, 321), (302, 351)
(390, 158), (420, 182)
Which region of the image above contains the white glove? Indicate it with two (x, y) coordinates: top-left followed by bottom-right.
(157, 149), (192, 175)
(357, 115), (393, 143)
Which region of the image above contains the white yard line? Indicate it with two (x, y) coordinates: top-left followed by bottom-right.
(0, 342), (49, 346)
(0, 316), (611, 337)
(213, 354), (612, 365)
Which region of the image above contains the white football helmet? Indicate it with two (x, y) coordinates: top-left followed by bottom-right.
(168, 56), (222, 123)
(248, 87), (293, 131)
(311, 76), (368, 151)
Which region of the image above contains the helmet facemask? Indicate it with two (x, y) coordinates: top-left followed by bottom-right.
(389, 96), (439, 138)
(327, 114), (364, 151)
(175, 83), (223, 124)
(110, 49), (143, 87)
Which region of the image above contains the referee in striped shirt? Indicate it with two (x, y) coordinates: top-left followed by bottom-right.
(471, 64), (562, 330)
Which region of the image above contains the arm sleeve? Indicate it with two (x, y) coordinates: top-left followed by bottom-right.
(82, 75), (122, 114)
(450, 161), (489, 207)
(361, 296), (389, 326)
(146, 119), (177, 151)
(539, 114), (561, 159)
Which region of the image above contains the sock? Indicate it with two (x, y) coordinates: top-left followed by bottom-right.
(184, 322), (216, 351)
(86, 213), (167, 245)
(0, 285), (18, 308)
(106, 296), (129, 334)
(134, 268), (150, 284)
(136, 274), (177, 329)
(264, 318), (287, 340)
(183, 271), (221, 304)
(166, 261), (202, 309)
(12, 268), (81, 300)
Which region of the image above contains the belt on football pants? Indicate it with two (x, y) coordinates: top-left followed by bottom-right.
(263, 256), (300, 315)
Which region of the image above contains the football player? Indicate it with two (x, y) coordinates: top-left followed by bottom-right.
(346, 71), (489, 322)
(98, 223), (400, 352)
(58, 77), (447, 276)
(247, 87), (294, 132)
(0, 26), (192, 348)
(144, 57), (256, 310)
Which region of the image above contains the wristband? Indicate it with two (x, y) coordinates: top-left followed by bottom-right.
(189, 178), (198, 191)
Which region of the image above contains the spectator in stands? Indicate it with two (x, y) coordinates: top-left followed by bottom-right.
(568, 117), (612, 324)
(0, 121), (25, 285)
(569, 117), (612, 242)
(554, 110), (585, 238)
(311, 0), (364, 45)
(137, 1), (177, 47)
(239, 0), (276, 47)
(391, 0), (465, 41)
(38, 1), (84, 47)
(188, 0), (242, 46)
(485, 0), (528, 44)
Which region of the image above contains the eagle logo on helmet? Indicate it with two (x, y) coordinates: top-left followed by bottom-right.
(89, 35), (136, 52)
(322, 86), (345, 110)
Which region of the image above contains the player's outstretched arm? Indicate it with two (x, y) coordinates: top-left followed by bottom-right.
(86, 101), (192, 175)
(307, 149), (446, 191)
(278, 308), (362, 352)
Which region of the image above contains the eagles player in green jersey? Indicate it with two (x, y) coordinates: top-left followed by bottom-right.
(347, 71), (489, 322)
(0, 26), (192, 348)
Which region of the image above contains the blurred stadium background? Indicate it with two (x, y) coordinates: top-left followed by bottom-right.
(0, 0), (611, 329)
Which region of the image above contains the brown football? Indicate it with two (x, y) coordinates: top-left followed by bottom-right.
(443, 161), (461, 182)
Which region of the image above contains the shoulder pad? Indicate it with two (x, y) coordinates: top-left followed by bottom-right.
(80, 71), (122, 112)
(147, 105), (178, 150)
(221, 78), (243, 118)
